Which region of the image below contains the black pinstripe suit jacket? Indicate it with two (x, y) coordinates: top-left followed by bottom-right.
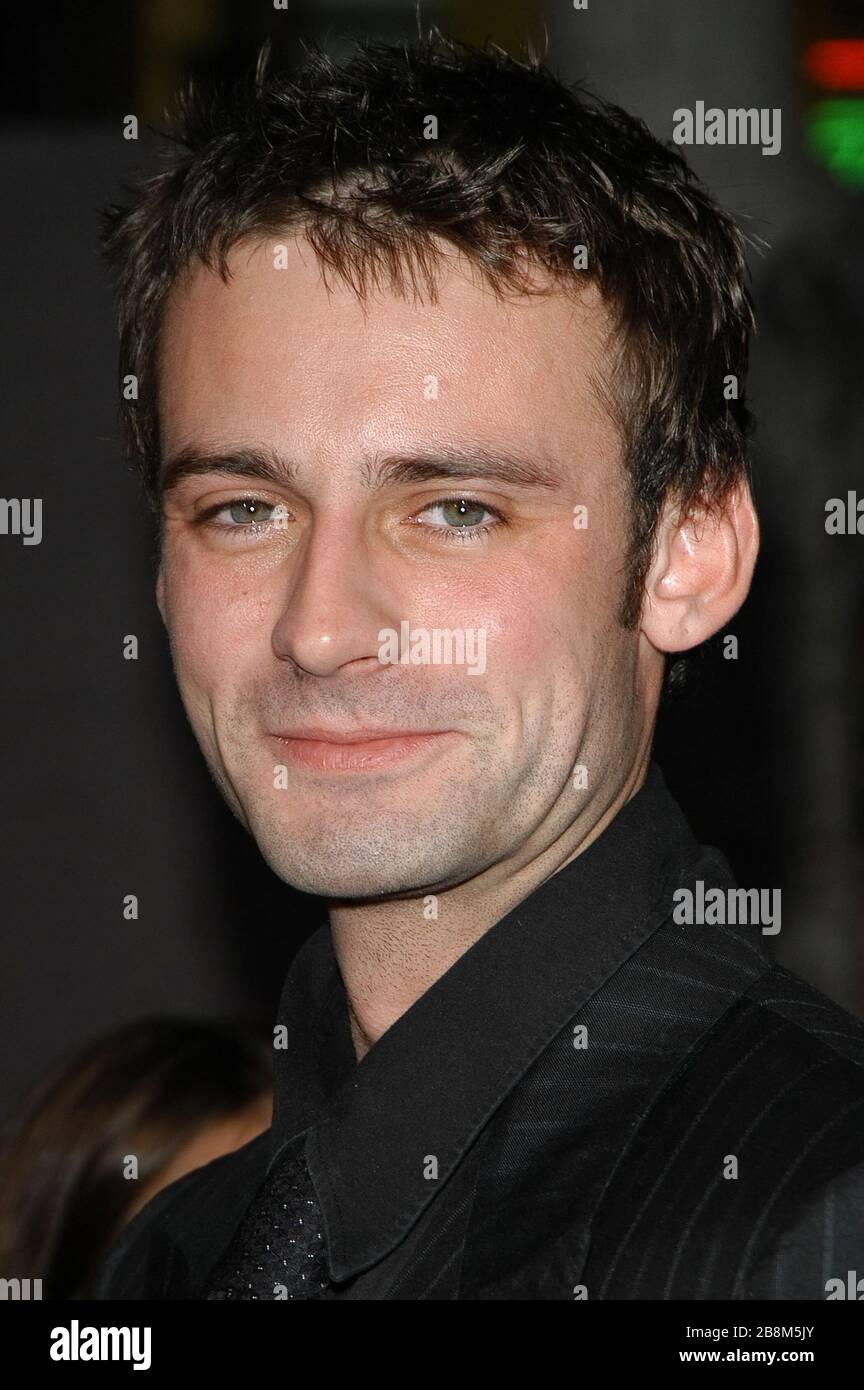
(92, 763), (864, 1300)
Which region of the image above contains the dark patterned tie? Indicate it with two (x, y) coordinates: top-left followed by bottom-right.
(202, 1133), (332, 1300)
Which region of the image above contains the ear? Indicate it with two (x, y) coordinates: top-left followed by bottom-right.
(640, 481), (759, 653)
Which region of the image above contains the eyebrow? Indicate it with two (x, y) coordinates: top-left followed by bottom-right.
(158, 444), (567, 496)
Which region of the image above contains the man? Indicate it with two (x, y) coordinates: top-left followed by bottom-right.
(93, 35), (864, 1300)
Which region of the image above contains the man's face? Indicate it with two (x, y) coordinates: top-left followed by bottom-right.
(157, 236), (646, 898)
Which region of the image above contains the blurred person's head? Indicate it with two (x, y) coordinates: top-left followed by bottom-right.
(100, 35), (759, 905)
(0, 1018), (273, 1299)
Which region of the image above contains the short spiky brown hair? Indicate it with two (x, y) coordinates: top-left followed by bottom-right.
(100, 31), (756, 632)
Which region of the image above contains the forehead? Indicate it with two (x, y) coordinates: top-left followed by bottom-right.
(157, 235), (619, 478)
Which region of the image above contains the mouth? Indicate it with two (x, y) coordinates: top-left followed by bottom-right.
(266, 727), (458, 773)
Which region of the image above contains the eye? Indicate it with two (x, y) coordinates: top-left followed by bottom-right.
(197, 497), (286, 532)
(410, 496), (503, 542)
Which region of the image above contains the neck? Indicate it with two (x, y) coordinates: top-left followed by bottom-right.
(330, 751), (651, 1061)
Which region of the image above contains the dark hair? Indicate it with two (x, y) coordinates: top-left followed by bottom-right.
(0, 1017), (273, 1300)
(100, 30), (756, 633)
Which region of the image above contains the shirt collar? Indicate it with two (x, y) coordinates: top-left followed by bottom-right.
(271, 761), (704, 1282)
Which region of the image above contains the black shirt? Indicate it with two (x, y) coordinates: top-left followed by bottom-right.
(94, 761), (864, 1300)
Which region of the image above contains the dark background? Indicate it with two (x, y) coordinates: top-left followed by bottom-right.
(2, 0), (863, 1124)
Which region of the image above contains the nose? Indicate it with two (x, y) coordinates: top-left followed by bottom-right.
(270, 510), (395, 677)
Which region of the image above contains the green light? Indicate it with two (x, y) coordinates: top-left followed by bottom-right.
(805, 99), (864, 186)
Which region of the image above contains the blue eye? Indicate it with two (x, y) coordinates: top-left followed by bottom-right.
(195, 497), (285, 535)
(415, 497), (502, 541)
(194, 494), (503, 545)
(222, 499), (277, 526)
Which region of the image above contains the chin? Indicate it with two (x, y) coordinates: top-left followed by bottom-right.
(251, 824), (475, 901)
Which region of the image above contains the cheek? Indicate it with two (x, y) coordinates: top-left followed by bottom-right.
(476, 543), (604, 666)
(482, 544), (617, 734)
(162, 549), (269, 698)
(439, 560), (583, 722)
(489, 600), (552, 683)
